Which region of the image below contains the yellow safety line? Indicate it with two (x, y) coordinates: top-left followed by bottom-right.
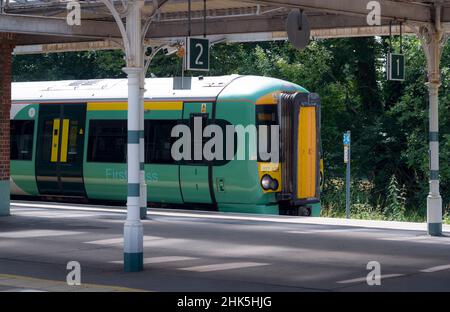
(0, 273), (148, 292)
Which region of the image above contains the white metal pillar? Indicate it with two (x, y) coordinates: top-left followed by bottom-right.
(138, 45), (160, 220)
(139, 67), (147, 220)
(139, 44), (164, 219)
(416, 5), (448, 236)
(101, 0), (145, 271)
(123, 65), (144, 271)
(123, 0), (145, 271)
(99, 0), (162, 270)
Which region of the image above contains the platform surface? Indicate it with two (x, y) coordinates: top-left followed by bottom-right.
(0, 201), (449, 292)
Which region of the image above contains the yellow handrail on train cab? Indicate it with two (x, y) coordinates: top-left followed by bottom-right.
(50, 119), (60, 163)
(60, 119), (70, 163)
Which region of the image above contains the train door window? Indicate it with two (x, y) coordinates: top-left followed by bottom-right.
(189, 114), (208, 164)
(59, 119), (81, 163)
(40, 119), (56, 162)
(10, 120), (34, 161)
(67, 120), (79, 162)
(256, 105), (278, 162)
(87, 120), (127, 163)
(144, 120), (178, 164)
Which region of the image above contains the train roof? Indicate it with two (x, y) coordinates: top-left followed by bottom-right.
(12, 75), (306, 103)
(11, 75), (243, 102)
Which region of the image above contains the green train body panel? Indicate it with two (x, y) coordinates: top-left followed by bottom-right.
(83, 163), (127, 201)
(146, 164), (182, 204)
(10, 75), (321, 216)
(180, 166), (211, 203)
(10, 104), (39, 196)
(10, 161), (39, 195)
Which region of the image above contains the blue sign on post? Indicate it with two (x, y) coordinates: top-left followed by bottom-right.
(343, 132), (351, 145)
(343, 131), (351, 219)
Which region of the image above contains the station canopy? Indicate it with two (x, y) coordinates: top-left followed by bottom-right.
(1, 0), (449, 54)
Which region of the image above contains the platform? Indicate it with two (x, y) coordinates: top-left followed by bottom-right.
(0, 200), (449, 292)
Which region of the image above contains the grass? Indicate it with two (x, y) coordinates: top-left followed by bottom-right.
(320, 177), (450, 224)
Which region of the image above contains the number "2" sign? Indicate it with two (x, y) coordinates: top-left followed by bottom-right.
(186, 37), (209, 71)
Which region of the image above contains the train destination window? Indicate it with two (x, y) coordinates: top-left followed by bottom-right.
(256, 105), (279, 163)
(144, 120), (178, 164)
(10, 120), (34, 161)
(87, 120), (127, 163)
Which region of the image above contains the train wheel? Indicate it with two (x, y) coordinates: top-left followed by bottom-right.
(298, 206), (311, 216)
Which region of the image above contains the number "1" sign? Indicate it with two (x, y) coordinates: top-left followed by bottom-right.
(387, 53), (405, 81)
(186, 37), (210, 71)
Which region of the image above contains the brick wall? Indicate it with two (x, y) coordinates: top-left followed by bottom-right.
(0, 33), (16, 181)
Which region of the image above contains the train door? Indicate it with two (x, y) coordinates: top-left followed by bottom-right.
(295, 99), (319, 200)
(35, 104), (87, 197)
(280, 93), (320, 207)
(179, 102), (214, 204)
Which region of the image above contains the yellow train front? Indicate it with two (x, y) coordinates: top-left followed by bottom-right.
(10, 75), (322, 216)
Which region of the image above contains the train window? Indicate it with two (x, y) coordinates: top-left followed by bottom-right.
(10, 120), (34, 161)
(189, 114), (209, 164)
(67, 120), (79, 163)
(256, 105), (278, 163)
(87, 120), (127, 163)
(145, 120), (178, 164)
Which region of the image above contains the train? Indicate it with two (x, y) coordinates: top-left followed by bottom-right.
(10, 75), (322, 216)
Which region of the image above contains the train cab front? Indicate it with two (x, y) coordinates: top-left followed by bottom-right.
(257, 92), (322, 217)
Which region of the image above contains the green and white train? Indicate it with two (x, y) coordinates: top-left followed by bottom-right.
(11, 75), (322, 216)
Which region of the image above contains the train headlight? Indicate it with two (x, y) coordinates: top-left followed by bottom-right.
(261, 175), (279, 191)
(270, 179), (279, 191)
(261, 175), (272, 190)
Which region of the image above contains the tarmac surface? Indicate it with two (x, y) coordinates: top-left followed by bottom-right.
(0, 200), (449, 292)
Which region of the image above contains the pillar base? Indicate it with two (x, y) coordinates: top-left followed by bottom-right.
(124, 252), (144, 272)
(0, 180), (10, 216)
(140, 181), (147, 219)
(428, 223), (442, 237)
(124, 219), (144, 272)
(427, 194), (442, 236)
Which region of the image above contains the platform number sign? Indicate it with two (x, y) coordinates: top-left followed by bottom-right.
(388, 53), (405, 81)
(186, 37), (210, 71)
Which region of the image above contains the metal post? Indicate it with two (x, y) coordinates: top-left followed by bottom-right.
(427, 79), (442, 236)
(122, 0), (144, 272)
(139, 67), (147, 220)
(417, 11), (447, 236)
(345, 131), (351, 219)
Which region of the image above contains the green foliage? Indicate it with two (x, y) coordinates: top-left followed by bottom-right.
(12, 36), (450, 222)
(385, 175), (407, 221)
(13, 50), (126, 81)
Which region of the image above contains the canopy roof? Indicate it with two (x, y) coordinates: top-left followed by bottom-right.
(1, 1), (449, 54)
